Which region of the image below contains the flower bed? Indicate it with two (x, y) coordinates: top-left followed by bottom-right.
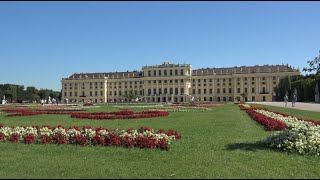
(113, 104), (164, 109)
(70, 110), (169, 120)
(188, 103), (223, 107)
(266, 125), (320, 155)
(239, 104), (320, 155)
(238, 104), (320, 131)
(148, 106), (211, 112)
(267, 111), (320, 126)
(0, 124), (181, 150)
(2, 108), (169, 120)
(3, 108), (85, 117)
(243, 108), (287, 131)
(171, 102), (223, 107)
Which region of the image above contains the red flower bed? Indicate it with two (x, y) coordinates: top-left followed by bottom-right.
(2, 108), (169, 120)
(3, 108), (83, 117)
(70, 110), (169, 120)
(243, 108), (287, 131)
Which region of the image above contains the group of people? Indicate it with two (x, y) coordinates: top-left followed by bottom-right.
(40, 97), (58, 105)
(284, 93), (297, 107)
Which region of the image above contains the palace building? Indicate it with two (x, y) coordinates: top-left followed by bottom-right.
(61, 62), (300, 103)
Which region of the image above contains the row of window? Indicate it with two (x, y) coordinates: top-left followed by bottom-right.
(110, 85), (143, 89)
(192, 80), (277, 87)
(108, 88), (185, 96)
(109, 90), (142, 96)
(64, 76), (278, 89)
(65, 86), (104, 90)
(192, 76), (277, 83)
(109, 81), (143, 85)
(147, 69), (187, 76)
(146, 79), (184, 84)
(67, 99), (104, 103)
(67, 95), (267, 103)
(65, 85), (274, 97)
(65, 91), (104, 97)
(191, 87), (269, 94)
(106, 96), (261, 103)
(64, 82), (105, 87)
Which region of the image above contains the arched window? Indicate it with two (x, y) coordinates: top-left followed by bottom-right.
(148, 89), (151, 95)
(164, 88), (167, 94)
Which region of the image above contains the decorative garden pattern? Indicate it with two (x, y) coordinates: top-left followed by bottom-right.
(70, 110), (169, 120)
(0, 124), (181, 150)
(2, 108), (169, 120)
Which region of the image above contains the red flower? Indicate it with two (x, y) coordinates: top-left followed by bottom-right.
(92, 135), (105, 146)
(53, 133), (67, 144)
(9, 133), (20, 143)
(39, 135), (52, 144)
(24, 134), (36, 144)
(0, 133), (6, 141)
(156, 138), (169, 151)
(72, 135), (88, 146)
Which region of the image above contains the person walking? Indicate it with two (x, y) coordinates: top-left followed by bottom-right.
(292, 93), (297, 107)
(284, 94), (288, 107)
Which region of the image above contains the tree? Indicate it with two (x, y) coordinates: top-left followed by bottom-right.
(122, 89), (140, 102)
(303, 50), (320, 103)
(303, 50), (320, 75)
(4, 85), (17, 102)
(275, 76), (292, 101)
(26, 86), (38, 101)
(37, 89), (51, 100)
(240, 92), (248, 102)
(16, 85), (26, 103)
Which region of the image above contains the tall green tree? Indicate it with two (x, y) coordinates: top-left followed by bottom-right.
(4, 85), (17, 102)
(122, 89), (140, 102)
(16, 85), (26, 102)
(26, 86), (38, 101)
(37, 89), (51, 100)
(276, 75), (292, 101)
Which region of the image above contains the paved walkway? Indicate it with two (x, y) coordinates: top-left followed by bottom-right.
(247, 102), (320, 112)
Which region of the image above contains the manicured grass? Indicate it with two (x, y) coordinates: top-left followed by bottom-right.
(0, 103), (320, 178)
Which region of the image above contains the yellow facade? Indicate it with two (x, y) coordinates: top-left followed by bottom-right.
(61, 62), (300, 103)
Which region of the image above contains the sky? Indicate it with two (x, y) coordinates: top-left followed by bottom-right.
(0, 1), (320, 91)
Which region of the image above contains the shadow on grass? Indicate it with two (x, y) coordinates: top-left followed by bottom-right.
(225, 141), (269, 152)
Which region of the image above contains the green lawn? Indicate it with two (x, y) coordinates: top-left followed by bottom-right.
(0, 103), (320, 178)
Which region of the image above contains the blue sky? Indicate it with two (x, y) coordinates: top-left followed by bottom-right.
(0, 1), (320, 91)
